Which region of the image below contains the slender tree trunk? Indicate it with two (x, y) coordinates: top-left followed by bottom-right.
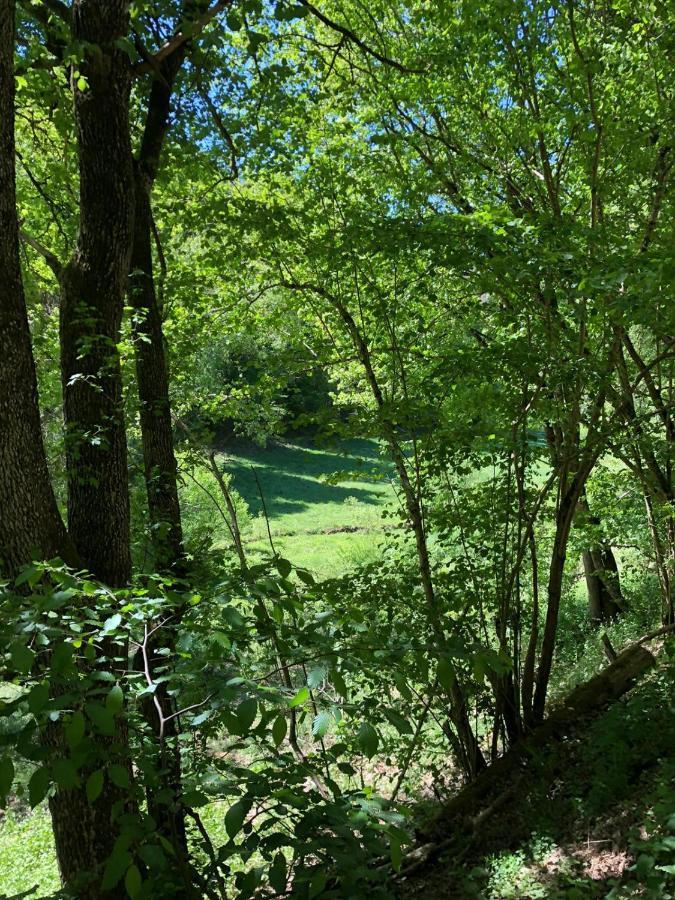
(0, 0), (74, 576)
(60, 0), (135, 588)
(532, 466), (594, 722)
(130, 178), (184, 571)
(127, 40), (195, 858)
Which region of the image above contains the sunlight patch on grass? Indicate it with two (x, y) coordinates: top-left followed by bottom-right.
(0, 806), (59, 897)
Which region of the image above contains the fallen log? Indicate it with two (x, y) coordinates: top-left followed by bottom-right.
(418, 642), (656, 845)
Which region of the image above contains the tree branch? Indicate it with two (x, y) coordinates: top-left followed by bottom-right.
(299, 0), (424, 74)
(19, 228), (63, 279)
(133, 0), (231, 76)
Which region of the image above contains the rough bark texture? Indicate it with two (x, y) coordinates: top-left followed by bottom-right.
(128, 38), (195, 859)
(60, 0), (135, 588)
(130, 183), (184, 570)
(0, 0), (74, 577)
(49, 3), (136, 894)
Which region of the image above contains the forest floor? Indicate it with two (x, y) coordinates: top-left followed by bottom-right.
(396, 648), (675, 899)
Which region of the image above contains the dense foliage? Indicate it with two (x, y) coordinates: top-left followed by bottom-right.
(0, 0), (673, 897)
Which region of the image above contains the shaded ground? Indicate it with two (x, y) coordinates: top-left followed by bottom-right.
(396, 650), (675, 899)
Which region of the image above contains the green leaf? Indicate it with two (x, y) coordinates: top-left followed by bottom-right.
(102, 849), (132, 891)
(86, 703), (115, 736)
(225, 797), (251, 839)
(309, 871), (327, 898)
(390, 837), (403, 871)
(28, 682), (50, 715)
(29, 767), (50, 807)
(182, 789), (209, 808)
(289, 686), (309, 708)
(108, 764), (130, 789)
(331, 669), (348, 699)
(0, 756), (14, 802)
(307, 666), (325, 689)
(357, 722), (379, 759)
(437, 657), (456, 692)
(65, 710), (86, 747)
(51, 642), (74, 674)
(86, 770), (104, 803)
(268, 853), (287, 892)
(106, 684), (124, 715)
(312, 711), (332, 739)
(125, 863), (142, 898)
(275, 557), (292, 578)
(236, 698), (258, 732)
(272, 715), (287, 747)
(384, 709), (413, 735)
(296, 568), (315, 586)
(15, 564), (40, 587)
(102, 613), (122, 634)
(10, 641), (36, 674)
(54, 758), (78, 789)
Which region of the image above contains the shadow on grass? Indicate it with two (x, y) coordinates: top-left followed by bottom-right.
(220, 438), (392, 518)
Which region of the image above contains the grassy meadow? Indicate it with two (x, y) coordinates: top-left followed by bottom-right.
(180, 437), (397, 579)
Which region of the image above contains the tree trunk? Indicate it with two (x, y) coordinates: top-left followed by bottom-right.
(50, 4), (136, 893)
(130, 178), (185, 571)
(578, 492), (624, 624)
(532, 472), (588, 722)
(583, 546), (623, 624)
(0, 0), (74, 577)
(60, 0), (135, 588)
(128, 39), (195, 859)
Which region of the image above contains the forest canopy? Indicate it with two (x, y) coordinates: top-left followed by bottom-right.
(0, 0), (673, 897)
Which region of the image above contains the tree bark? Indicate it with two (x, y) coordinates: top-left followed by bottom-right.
(0, 0), (74, 577)
(50, 4), (137, 893)
(130, 181), (184, 571)
(578, 492), (624, 624)
(60, 0), (135, 588)
(130, 41), (189, 573)
(583, 546), (623, 624)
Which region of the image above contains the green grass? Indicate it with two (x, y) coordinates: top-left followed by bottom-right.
(0, 805), (59, 897)
(213, 437), (397, 579)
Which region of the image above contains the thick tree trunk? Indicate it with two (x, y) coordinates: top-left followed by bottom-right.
(1, 6), (125, 895)
(51, 4), (136, 893)
(0, 0), (74, 576)
(60, 0), (135, 588)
